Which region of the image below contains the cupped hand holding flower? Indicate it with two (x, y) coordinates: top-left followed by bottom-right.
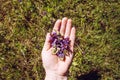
(41, 17), (76, 80)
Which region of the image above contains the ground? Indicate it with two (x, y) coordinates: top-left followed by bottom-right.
(0, 0), (120, 80)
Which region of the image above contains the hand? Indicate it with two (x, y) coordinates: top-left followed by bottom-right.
(41, 17), (76, 80)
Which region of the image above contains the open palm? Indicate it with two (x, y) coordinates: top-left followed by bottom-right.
(42, 17), (76, 76)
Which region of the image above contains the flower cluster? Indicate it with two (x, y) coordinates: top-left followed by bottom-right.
(50, 32), (70, 60)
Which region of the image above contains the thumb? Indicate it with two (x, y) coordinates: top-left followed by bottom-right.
(43, 33), (51, 51)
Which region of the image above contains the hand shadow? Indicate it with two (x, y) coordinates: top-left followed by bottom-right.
(77, 70), (101, 80)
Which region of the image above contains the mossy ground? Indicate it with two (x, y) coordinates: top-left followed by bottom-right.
(0, 0), (120, 80)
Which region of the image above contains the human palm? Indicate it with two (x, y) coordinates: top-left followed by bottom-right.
(42, 17), (76, 76)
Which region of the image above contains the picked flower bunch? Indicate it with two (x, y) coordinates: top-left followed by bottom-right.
(50, 31), (70, 60)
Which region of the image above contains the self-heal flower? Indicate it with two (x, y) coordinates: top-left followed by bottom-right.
(50, 31), (70, 60)
(18, 0), (22, 2)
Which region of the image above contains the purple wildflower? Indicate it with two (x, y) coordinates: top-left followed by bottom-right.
(18, 0), (22, 2)
(50, 32), (70, 60)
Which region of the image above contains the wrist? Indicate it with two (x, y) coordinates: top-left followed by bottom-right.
(45, 71), (67, 80)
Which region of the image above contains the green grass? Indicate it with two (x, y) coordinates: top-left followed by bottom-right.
(0, 0), (120, 80)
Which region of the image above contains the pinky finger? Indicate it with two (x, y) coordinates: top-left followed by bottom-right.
(70, 27), (76, 51)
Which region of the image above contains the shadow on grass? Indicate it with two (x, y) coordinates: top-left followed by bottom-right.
(77, 70), (101, 80)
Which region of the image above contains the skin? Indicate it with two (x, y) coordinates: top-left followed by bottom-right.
(41, 17), (76, 80)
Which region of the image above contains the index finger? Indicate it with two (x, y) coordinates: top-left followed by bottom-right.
(52, 19), (61, 32)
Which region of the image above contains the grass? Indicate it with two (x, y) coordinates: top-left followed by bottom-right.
(0, 0), (120, 80)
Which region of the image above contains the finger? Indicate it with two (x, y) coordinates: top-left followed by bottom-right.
(70, 27), (76, 51)
(43, 33), (51, 51)
(60, 17), (68, 35)
(52, 19), (61, 32)
(64, 19), (72, 38)
(64, 54), (74, 66)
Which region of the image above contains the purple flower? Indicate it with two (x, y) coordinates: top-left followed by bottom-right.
(18, 0), (22, 2)
(57, 50), (64, 57)
(50, 32), (70, 60)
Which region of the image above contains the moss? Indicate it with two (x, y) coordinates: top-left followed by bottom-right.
(0, 0), (120, 80)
